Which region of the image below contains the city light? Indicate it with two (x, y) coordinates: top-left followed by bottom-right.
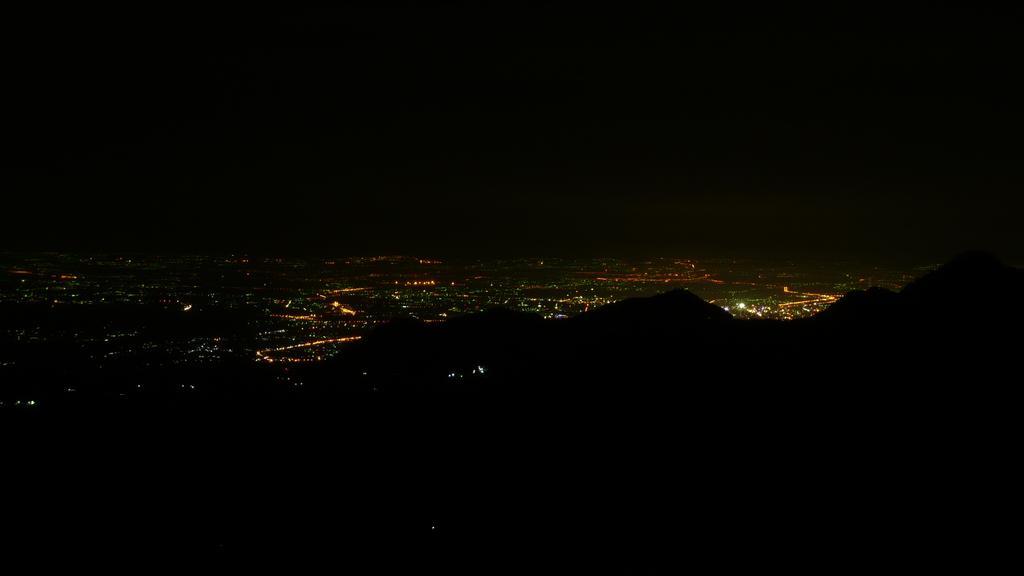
(1, 253), (914, 367)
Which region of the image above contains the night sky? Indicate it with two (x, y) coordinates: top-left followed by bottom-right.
(8, 3), (1023, 260)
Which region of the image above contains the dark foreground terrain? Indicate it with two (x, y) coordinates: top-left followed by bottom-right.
(4, 252), (1021, 570)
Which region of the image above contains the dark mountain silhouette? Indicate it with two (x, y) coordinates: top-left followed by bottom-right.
(902, 250), (1022, 300)
(812, 286), (902, 322)
(818, 250), (1024, 324)
(5, 252), (1020, 570)
(570, 288), (732, 326)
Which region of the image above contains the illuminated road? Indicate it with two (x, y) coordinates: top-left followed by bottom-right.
(256, 336), (362, 363)
(776, 286), (840, 309)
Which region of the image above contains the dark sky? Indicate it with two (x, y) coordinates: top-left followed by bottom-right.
(7, 3), (1023, 260)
